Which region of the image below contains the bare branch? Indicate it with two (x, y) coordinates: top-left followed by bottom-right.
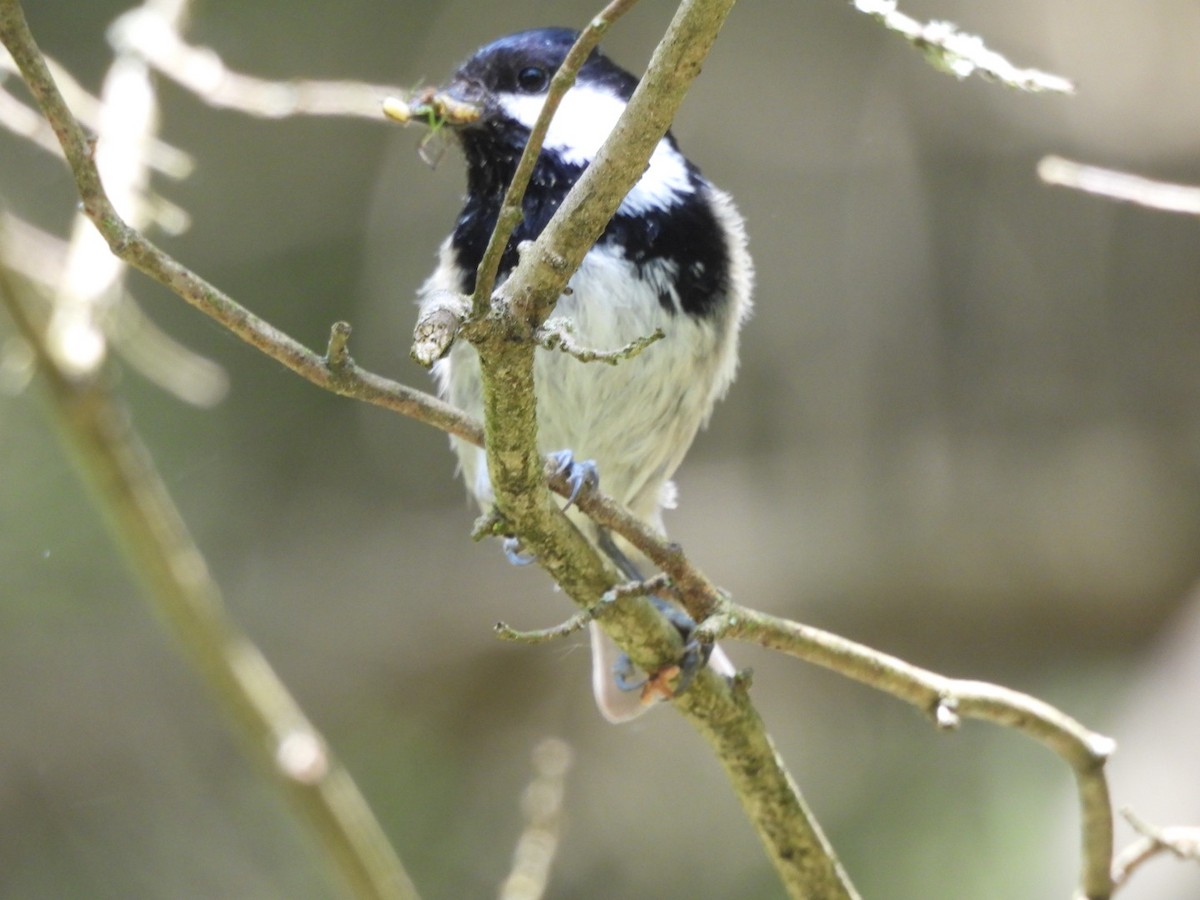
(538, 318), (665, 365)
(852, 0), (1074, 93)
(494, 612), (594, 645)
(697, 599), (1116, 900)
(1112, 808), (1200, 891)
(1039, 156), (1200, 216)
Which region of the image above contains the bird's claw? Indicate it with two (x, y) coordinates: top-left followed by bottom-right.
(612, 653), (645, 693)
(610, 600), (711, 702)
(502, 536), (536, 566)
(547, 449), (599, 508)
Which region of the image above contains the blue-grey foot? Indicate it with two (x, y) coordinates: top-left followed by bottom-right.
(502, 536), (536, 566)
(591, 621), (736, 723)
(547, 449), (599, 508)
(610, 595), (712, 696)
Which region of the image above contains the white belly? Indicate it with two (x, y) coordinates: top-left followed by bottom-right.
(434, 243), (736, 523)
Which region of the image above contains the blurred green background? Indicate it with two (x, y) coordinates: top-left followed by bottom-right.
(3, 1), (1200, 897)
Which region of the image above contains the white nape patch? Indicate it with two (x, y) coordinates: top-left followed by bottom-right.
(499, 85), (691, 215)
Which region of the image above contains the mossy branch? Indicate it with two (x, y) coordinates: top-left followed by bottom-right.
(0, 0), (1130, 897)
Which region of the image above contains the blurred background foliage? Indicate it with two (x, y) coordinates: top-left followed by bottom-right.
(3, 1), (1200, 897)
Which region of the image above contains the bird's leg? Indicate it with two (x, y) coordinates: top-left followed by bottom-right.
(495, 450), (598, 567)
(595, 528), (712, 699)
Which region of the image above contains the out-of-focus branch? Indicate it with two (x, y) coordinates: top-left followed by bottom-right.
(0, 0), (482, 447)
(1, 44), (194, 178)
(0, 211), (227, 405)
(108, 5), (408, 119)
(3, 0), (212, 401)
(697, 600), (1116, 900)
(1039, 156), (1200, 216)
(47, 0), (178, 382)
(1, 1), (1126, 897)
(0, 263), (419, 900)
(852, 0), (1074, 93)
(499, 738), (573, 900)
(1111, 809), (1200, 892)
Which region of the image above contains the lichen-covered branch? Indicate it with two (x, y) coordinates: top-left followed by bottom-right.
(461, 2), (858, 896)
(696, 600), (1116, 899)
(853, 0), (1074, 93)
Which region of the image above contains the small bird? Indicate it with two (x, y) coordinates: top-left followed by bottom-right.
(416, 28), (753, 722)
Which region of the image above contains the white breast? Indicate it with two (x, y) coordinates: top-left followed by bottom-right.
(419, 181), (752, 527)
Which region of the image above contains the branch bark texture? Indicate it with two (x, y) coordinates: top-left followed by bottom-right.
(460, 2), (859, 896)
(0, 1), (1127, 898)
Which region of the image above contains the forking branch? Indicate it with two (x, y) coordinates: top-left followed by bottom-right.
(0, 0), (855, 896)
(0, 0), (1152, 897)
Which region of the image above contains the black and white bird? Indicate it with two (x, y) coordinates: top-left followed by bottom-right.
(416, 28), (753, 722)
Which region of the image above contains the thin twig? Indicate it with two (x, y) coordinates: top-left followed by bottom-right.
(0, 264), (419, 900)
(604, 572), (673, 602)
(538, 319), (664, 365)
(470, 0), (642, 317)
(697, 600), (1116, 900)
(494, 575), (673, 644)
(852, 0), (1074, 93)
(1111, 808), (1200, 890)
(495, 612), (594, 645)
(1039, 156), (1200, 216)
(0, 0), (482, 448)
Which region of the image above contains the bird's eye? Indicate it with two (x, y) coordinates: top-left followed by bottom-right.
(516, 66), (549, 93)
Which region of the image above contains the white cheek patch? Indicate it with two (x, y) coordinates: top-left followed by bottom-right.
(498, 85), (691, 215)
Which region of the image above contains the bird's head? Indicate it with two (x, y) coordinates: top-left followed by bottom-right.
(389, 29), (650, 181)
